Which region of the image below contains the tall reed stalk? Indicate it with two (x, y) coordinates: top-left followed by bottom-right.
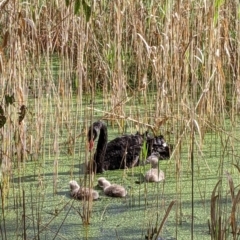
(0, 0), (239, 239)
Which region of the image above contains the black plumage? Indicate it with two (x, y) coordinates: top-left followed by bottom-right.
(87, 121), (170, 173)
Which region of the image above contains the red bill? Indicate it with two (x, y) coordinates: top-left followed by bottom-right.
(89, 140), (94, 151)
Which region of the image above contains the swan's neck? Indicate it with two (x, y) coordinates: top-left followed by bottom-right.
(149, 158), (159, 168)
(94, 122), (108, 173)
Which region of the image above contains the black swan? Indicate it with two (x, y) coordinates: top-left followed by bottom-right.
(87, 120), (170, 173)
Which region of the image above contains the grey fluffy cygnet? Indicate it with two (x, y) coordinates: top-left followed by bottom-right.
(98, 177), (127, 197)
(145, 153), (165, 182)
(69, 180), (99, 200)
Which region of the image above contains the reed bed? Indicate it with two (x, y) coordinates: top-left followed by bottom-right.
(0, 0), (240, 239)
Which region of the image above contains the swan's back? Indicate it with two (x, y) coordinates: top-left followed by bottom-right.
(145, 168), (165, 182)
(147, 135), (171, 159)
(69, 180), (99, 200)
(104, 133), (144, 170)
(97, 177), (127, 197)
(104, 184), (127, 197)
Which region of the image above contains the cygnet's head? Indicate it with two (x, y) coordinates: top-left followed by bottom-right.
(146, 152), (160, 167)
(98, 177), (111, 189)
(69, 180), (80, 191)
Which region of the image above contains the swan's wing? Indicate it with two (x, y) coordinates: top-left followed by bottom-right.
(147, 135), (171, 159)
(104, 134), (144, 170)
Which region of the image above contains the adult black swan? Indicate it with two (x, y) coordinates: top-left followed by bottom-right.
(87, 120), (170, 173)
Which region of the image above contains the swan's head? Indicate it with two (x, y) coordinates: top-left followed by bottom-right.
(88, 127), (98, 141)
(98, 177), (111, 188)
(146, 152), (160, 161)
(88, 121), (102, 150)
(69, 180), (80, 191)
(87, 121), (108, 151)
(88, 131), (97, 150)
(146, 152), (160, 167)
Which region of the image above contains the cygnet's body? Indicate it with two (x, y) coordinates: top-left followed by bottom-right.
(98, 177), (127, 197)
(145, 153), (165, 182)
(69, 180), (99, 200)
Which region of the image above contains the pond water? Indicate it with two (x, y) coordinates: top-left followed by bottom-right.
(1, 94), (239, 240)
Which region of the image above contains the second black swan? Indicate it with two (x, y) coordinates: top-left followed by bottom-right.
(87, 120), (170, 173)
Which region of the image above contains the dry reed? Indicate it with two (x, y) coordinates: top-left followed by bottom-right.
(0, 0), (239, 239)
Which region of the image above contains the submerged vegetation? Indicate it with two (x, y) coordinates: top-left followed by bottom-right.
(0, 0), (240, 239)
